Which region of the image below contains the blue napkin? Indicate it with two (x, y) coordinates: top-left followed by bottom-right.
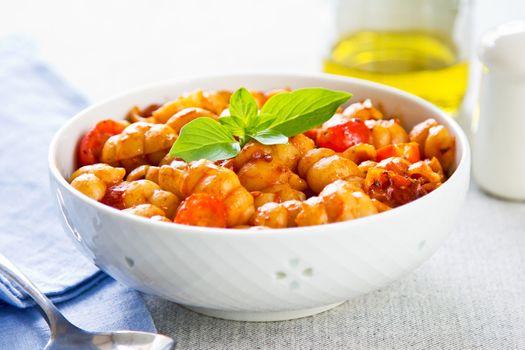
(0, 35), (157, 348)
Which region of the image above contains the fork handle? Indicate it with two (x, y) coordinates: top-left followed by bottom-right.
(0, 253), (73, 335)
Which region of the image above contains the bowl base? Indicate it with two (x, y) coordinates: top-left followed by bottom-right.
(183, 301), (345, 322)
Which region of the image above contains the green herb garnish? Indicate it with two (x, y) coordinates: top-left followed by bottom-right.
(168, 87), (352, 162)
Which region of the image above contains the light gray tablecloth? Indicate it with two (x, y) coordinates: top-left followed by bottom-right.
(144, 184), (525, 350)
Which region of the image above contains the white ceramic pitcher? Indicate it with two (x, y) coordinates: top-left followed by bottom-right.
(472, 21), (525, 200)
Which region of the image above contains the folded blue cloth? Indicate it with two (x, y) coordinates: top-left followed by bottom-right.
(0, 35), (156, 348)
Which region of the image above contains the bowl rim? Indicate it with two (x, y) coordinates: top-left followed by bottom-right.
(48, 72), (471, 237)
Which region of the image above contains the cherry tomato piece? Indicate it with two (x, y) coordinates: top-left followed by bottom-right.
(175, 193), (227, 228)
(316, 118), (371, 152)
(78, 119), (128, 166)
(101, 183), (127, 209)
(376, 142), (420, 163)
(304, 128), (320, 142)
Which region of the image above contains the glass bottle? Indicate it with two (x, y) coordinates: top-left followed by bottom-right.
(324, 0), (473, 115)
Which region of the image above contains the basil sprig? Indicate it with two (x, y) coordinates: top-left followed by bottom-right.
(168, 87), (352, 162)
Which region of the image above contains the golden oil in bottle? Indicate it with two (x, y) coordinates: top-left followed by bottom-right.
(324, 30), (469, 114)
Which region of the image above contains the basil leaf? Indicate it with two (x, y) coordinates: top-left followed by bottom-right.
(250, 129), (288, 145)
(168, 118), (240, 162)
(251, 112), (275, 132)
(167, 87), (353, 162)
(218, 115), (245, 137)
(261, 88), (352, 136)
(229, 87), (258, 126)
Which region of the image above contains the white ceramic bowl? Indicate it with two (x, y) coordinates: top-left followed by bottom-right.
(49, 73), (470, 321)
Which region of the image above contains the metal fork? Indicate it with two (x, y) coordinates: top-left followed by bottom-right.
(0, 253), (175, 349)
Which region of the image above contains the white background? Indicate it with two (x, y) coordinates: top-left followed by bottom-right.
(0, 0), (524, 102)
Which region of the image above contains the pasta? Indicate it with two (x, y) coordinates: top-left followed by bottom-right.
(71, 88), (456, 229)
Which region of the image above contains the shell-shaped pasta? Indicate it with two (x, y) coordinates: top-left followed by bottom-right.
(149, 189), (180, 219)
(368, 119), (409, 149)
(342, 143), (377, 164)
(101, 122), (177, 165)
(251, 200), (304, 228)
(251, 179), (377, 228)
(298, 148), (362, 193)
(69, 163), (126, 201)
(234, 137), (313, 192)
(144, 124), (177, 154)
(236, 161), (293, 192)
(297, 148), (335, 178)
(409, 119), (455, 173)
(358, 160), (378, 175)
(202, 90), (232, 115)
(272, 143), (303, 170)
(251, 202), (288, 228)
(126, 164), (158, 182)
(408, 159), (444, 184)
(319, 180), (377, 222)
(126, 104), (160, 123)
(150, 215), (172, 222)
(157, 165), (185, 197)
(342, 99), (383, 120)
(424, 125), (455, 173)
(118, 156), (149, 173)
(234, 135), (313, 171)
(150, 90), (205, 123)
(69, 163), (125, 185)
(70, 173), (107, 201)
(233, 142), (273, 169)
(288, 134), (316, 166)
(295, 197), (329, 227)
(306, 155), (362, 194)
(123, 204), (169, 221)
(426, 157), (445, 177)
(252, 183), (306, 208)
(151, 89), (231, 123)
(122, 180), (178, 217)
(103, 179), (180, 219)
(158, 153), (177, 166)
(166, 107), (218, 134)
(409, 118), (438, 155)
(125, 164), (185, 198)
(371, 199), (391, 213)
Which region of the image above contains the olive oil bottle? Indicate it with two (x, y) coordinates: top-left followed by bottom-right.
(324, 31), (469, 114)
